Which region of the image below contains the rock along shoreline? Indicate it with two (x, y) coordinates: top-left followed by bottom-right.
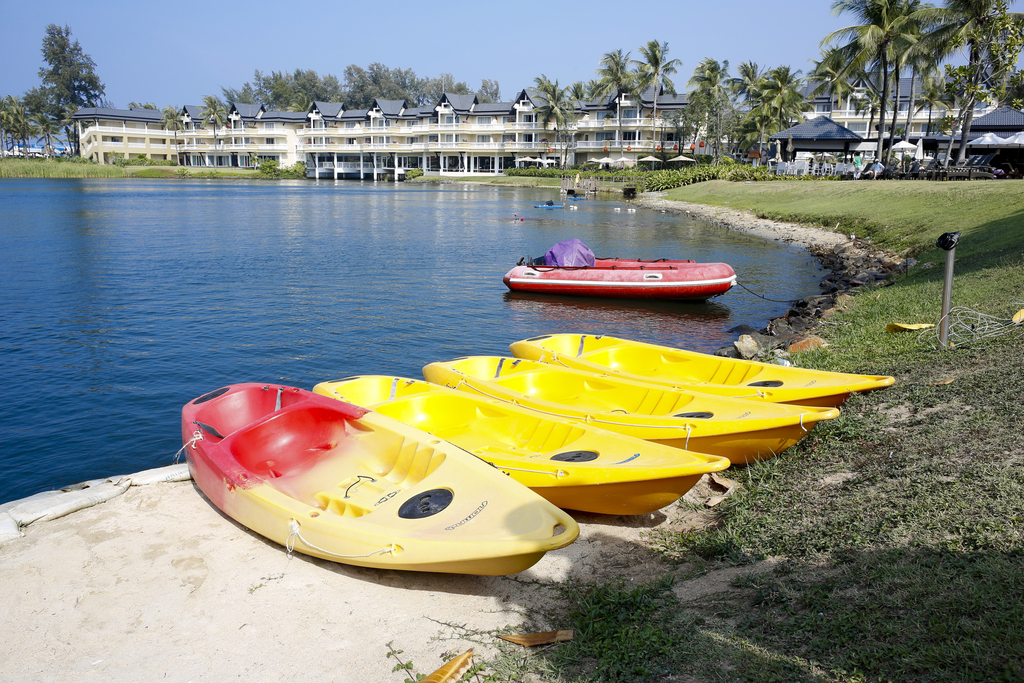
(633, 193), (916, 360)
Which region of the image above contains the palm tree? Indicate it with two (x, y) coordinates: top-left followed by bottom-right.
(568, 81), (589, 101)
(758, 66), (812, 141)
(633, 40), (681, 155)
(33, 113), (61, 157)
(918, 0), (1024, 163)
(594, 49), (637, 155)
(0, 95), (15, 158)
(201, 95), (227, 164)
(688, 58), (732, 162)
(916, 71), (952, 134)
(161, 105), (183, 166)
(824, 0), (930, 162)
(128, 102), (157, 109)
(533, 75), (576, 167)
(731, 63), (769, 163)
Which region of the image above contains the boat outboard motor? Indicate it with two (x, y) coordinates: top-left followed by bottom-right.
(545, 200), (554, 206)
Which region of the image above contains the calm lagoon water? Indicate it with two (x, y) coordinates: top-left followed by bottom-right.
(0, 179), (824, 504)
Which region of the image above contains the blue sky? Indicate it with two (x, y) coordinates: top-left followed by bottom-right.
(3, 1), (855, 108)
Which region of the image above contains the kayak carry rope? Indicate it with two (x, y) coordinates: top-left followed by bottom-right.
(275, 387), (283, 411)
(286, 519), (397, 559)
(390, 377), (399, 400)
(499, 465), (568, 479)
(454, 379), (695, 447)
(174, 429), (203, 463)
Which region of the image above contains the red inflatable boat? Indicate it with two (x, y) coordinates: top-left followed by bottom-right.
(503, 258), (737, 301)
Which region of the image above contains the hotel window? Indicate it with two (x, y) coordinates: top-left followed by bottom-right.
(265, 138), (275, 145)
(522, 133), (534, 142)
(506, 116), (515, 123)
(477, 116), (492, 125)
(364, 137), (372, 143)
(429, 135), (438, 142)
(522, 114), (534, 123)
(622, 131), (638, 141)
(347, 138), (357, 144)
(444, 134), (455, 142)
(622, 109), (638, 118)
(477, 134), (492, 142)
(503, 135), (515, 143)
(407, 120), (419, 126)
(243, 138), (251, 144)
(816, 103), (833, 113)
(445, 115), (455, 124)
(345, 121), (358, 128)
(264, 122), (275, 129)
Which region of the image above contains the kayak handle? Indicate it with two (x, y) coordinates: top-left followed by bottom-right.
(192, 420), (226, 440)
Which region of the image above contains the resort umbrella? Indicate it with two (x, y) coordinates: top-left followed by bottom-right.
(914, 137), (925, 160)
(966, 133), (1008, 147)
(892, 140), (917, 153)
(638, 154), (660, 170)
(591, 156), (615, 164)
(666, 155), (696, 162)
(613, 156), (631, 166)
(1001, 131), (1024, 148)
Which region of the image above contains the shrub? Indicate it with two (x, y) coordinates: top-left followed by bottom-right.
(405, 168), (424, 179)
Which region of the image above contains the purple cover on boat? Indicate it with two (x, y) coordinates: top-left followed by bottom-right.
(544, 239), (596, 267)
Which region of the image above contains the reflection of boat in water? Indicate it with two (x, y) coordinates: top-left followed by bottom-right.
(502, 291), (733, 351)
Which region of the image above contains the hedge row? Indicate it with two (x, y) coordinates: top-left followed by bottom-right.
(506, 163), (841, 191)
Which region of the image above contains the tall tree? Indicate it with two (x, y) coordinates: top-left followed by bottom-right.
(478, 79), (501, 103)
(920, 0), (1024, 163)
(754, 66), (812, 148)
(161, 105), (183, 165)
(533, 75), (577, 167)
(633, 40), (681, 154)
(688, 58), (732, 162)
(824, 0), (928, 162)
(201, 95), (227, 157)
(37, 24), (105, 155)
(594, 49), (637, 155)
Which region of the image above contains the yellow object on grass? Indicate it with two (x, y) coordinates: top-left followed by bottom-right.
(422, 357), (839, 465)
(886, 323), (936, 333)
(510, 333), (894, 408)
(314, 376), (730, 515)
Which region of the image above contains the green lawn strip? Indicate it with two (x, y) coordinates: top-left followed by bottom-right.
(0, 158), (128, 178)
(665, 179), (1024, 262)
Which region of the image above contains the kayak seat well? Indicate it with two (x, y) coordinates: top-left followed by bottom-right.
(228, 406), (347, 478)
(191, 385), (308, 441)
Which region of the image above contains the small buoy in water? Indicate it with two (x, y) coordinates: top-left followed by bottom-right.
(521, 218), (525, 221)
(627, 208), (636, 213)
(569, 205), (578, 211)
(613, 207), (621, 212)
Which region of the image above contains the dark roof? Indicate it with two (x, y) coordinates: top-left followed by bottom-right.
(771, 116), (863, 141)
(311, 101), (346, 119)
(231, 102), (264, 120)
(971, 106), (1024, 131)
(72, 106), (163, 124)
(373, 99), (406, 116)
(181, 105), (204, 121)
(437, 92), (478, 113)
(259, 111), (307, 123)
(338, 108), (370, 121)
(474, 101), (515, 114)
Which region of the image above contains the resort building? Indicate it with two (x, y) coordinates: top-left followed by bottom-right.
(73, 78), (1007, 172)
(73, 87), (691, 177)
(74, 107), (180, 165)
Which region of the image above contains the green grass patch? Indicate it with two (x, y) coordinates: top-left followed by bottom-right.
(665, 179), (1024, 260)
(0, 158), (128, 178)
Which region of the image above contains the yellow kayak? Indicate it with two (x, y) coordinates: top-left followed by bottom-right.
(314, 375), (731, 515)
(510, 333), (895, 408)
(422, 357), (840, 464)
(181, 383), (578, 575)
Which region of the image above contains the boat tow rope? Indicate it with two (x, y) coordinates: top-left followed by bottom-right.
(734, 281), (799, 304)
(454, 380), (695, 449)
(174, 430), (203, 463)
(286, 520), (396, 559)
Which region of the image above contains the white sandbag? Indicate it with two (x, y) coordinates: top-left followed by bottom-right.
(0, 513), (21, 543)
(127, 464), (191, 486)
(7, 478), (132, 526)
(0, 489), (63, 516)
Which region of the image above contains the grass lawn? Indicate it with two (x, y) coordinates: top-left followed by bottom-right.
(457, 180), (1024, 683)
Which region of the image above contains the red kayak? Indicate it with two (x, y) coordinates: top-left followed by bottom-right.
(503, 258), (737, 301)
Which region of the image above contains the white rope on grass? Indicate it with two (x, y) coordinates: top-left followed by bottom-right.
(286, 520), (396, 559)
(919, 301), (1024, 348)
